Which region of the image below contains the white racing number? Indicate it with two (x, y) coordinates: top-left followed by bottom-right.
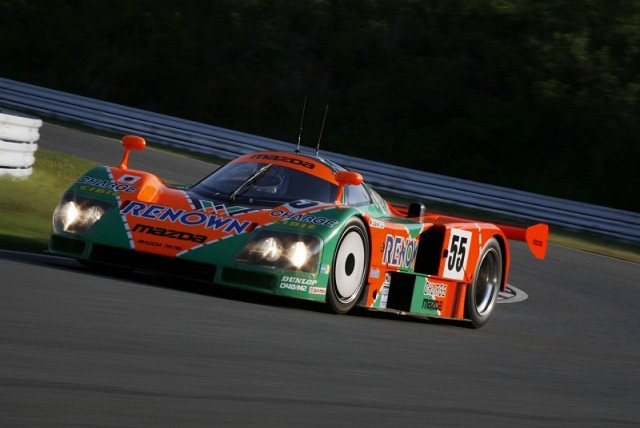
(443, 228), (472, 280)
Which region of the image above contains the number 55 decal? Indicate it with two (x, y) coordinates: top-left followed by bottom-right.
(444, 228), (472, 280)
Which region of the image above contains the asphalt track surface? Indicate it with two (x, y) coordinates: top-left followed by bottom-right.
(0, 124), (638, 427)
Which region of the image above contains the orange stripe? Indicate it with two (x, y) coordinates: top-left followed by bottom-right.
(232, 151), (338, 184)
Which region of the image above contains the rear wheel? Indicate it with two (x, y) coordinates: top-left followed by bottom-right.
(467, 237), (502, 328)
(327, 218), (369, 314)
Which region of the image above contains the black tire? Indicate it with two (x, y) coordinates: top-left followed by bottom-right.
(327, 217), (369, 314)
(467, 237), (503, 328)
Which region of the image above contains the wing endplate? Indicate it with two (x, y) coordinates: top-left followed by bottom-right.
(498, 223), (548, 259)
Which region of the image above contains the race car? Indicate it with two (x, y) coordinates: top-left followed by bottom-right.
(49, 135), (548, 328)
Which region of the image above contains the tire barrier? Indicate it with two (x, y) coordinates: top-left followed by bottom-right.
(1, 78), (638, 241)
(0, 110), (42, 178)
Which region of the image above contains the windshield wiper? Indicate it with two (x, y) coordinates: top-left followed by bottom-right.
(228, 163), (273, 202)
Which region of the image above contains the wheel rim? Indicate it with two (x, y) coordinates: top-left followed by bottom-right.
(474, 249), (500, 316)
(334, 229), (366, 303)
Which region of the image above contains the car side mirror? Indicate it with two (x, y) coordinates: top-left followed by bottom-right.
(119, 135), (146, 169)
(335, 170), (363, 186)
(335, 170), (363, 204)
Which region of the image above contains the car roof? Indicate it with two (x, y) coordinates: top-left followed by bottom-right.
(231, 151), (345, 185)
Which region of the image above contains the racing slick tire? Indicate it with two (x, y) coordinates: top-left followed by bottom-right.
(327, 217), (369, 314)
(467, 237), (503, 328)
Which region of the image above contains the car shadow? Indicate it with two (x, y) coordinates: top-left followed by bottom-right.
(2, 249), (462, 328)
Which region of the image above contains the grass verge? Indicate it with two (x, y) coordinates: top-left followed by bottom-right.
(0, 149), (98, 252)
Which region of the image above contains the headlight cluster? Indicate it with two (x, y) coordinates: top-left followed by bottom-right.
(236, 230), (322, 273)
(52, 193), (113, 234)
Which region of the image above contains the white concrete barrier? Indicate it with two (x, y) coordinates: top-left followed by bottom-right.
(0, 110), (43, 177)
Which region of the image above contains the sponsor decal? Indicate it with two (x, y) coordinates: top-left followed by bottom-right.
(422, 299), (443, 311)
(309, 286), (326, 295)
(137, 239), (162, 247)
(369, 219), (385, 229)
(444, 228), (472, 280)
(369, 267), (381, 278)
(117, 174), (141, 184)
(121, 201), (251, 234)
(137, 239), (183, 251)
(276, 219), (317, 230)
(382, 234), (418, 269)
(78, 176), (139, 193)
(280, 283), (307, 292)
(270, 209), (338, 227)
(132, 224), (207, 243)
(80, 185), (119, 196)
(279, 275), (316, 292)
(379, 285), (389, 308)
(281, 276), (317, 286)
(280, 276), (326, 294)
(320, 264), (331, 275)
(423, 279), (447, 298)
(383, 273), (391, 287)
(251, 154), (315, 169)
(379, 273), (392, 309)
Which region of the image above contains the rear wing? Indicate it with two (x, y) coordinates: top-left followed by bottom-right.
(388, 201), (548, 259)
(498, 223), (548, 259)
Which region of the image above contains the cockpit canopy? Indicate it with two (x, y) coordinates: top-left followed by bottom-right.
(192, 160), (339, 204)
(189, 151), (391, 216)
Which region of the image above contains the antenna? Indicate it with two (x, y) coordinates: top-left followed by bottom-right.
(316, 105), (329, 156)
(295, 96), (307, 153)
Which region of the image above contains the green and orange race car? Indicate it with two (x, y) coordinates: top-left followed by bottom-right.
(49, 135), (548, 328)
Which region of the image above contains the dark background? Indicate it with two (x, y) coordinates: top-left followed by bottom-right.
(1, 0), (638, 211)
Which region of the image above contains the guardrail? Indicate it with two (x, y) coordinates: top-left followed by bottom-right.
(0, 110), (42, 178)
(1, 77), (638, 242)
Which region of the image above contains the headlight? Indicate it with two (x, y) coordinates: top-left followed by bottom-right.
(236, 230), (322, 273)
(253, 236), (283, 262)
(287, 241), (309, 269)
(52, 193), (113, 234)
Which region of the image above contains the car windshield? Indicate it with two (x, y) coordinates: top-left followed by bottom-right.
(369, 187), (392, 216)
(191, 161), (339, 205)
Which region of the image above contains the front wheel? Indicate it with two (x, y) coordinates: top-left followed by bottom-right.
(467, 237), (503, 328)
(327, 217), (369, 314)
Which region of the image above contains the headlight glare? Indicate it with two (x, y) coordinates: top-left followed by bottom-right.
(236, 230), (321, 273)
(58, 201), (80, 231)
(287, 241), (309, 268)
(253, 236), (283, 262)
(53, 193), (112, 234)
